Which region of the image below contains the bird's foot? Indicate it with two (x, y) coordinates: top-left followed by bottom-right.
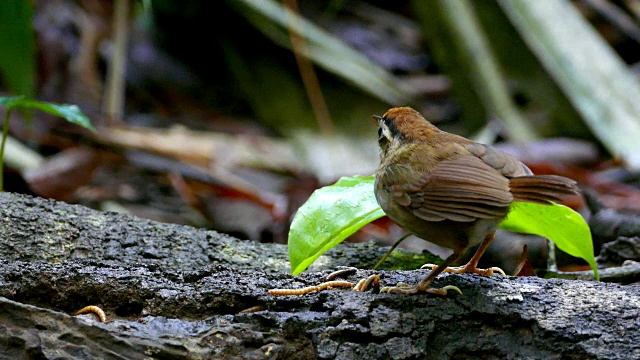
(420, 263), (506, 276)
(379, 282), (462, 295)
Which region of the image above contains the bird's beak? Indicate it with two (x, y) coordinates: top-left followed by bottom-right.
(371, 115), (382, 125)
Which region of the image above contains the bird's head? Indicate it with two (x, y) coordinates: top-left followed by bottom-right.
(372, 107), (438, 158)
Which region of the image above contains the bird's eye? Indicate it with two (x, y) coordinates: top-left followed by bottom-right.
(377, 124), (391, 151)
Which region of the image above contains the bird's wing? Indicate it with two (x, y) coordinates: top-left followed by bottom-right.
(389, 155), (513, 222)
(465, 142), (579, 203)
(465, 142), (533, 177)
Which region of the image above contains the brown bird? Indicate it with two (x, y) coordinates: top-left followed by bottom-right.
(373, 107), (579, 295)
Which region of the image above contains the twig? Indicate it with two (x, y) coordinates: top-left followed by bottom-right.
(103, 0), (130, 124)
(541, 264), (640, 284)
(373, 233), (411, 270)
(238, 305), (266, 314)
(283, 0), (334, 134)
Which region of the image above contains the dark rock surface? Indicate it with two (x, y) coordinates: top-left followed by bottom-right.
(597, 236), (640, 268)
(1, 192), (639, 359)
(0, 192), (433, 274)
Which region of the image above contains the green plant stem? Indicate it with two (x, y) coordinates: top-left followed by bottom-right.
(0, 107), (11, 191)
(373, 233), (411, 270)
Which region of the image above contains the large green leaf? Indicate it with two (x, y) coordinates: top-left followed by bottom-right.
(500, 202), (598, 280)
(288, 175), (598, 280)
(289, 175), (385, 275)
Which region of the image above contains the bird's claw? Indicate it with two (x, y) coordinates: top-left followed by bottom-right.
(420, 264), (438, 270)
(485, 267), (507, 276)
(439, 285), (463, 295)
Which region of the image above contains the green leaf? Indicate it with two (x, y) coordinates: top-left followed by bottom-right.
(21, 100), (96, 132)
(0, 97), (96, 132)
(289, 175), (598, 281)
(0, 96), (25, 108)
(499, 201), (598, 280)
(288, 175), (385, 275)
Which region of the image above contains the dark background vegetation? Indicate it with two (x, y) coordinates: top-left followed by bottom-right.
(2, 0), (640, 275)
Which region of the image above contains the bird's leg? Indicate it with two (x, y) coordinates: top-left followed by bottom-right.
(421, 232), (506, 276)
(380, 252), (462, 295)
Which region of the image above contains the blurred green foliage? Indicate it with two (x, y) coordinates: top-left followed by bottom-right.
(0, 0), (35, 98)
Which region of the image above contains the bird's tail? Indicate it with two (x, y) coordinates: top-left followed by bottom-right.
(509, 175), (579, 204)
